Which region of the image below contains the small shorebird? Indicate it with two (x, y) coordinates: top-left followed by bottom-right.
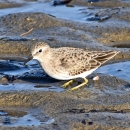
(31, 42), (119, 91)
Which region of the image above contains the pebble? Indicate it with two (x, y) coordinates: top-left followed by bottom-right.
(1, 77), (8, 85)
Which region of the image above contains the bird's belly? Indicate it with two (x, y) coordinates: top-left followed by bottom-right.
(47, 68), (97, 80)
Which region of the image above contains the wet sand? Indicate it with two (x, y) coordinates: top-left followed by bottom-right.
(0, 0), (130, 129)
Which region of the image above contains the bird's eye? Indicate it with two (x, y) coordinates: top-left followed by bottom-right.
(39, 49), (42, 52)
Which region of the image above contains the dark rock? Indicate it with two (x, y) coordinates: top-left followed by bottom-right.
(88, 121), (93, 125)
(88, 0), (99, 3)
(3, 117), (11, 125)
(81, 119), (86, 125)
(53, 0), (72, 6)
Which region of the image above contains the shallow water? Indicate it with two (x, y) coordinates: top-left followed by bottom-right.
(0, 110), (54, 127)
(0, 60), (64, 92)
(0, 2), (86, 22)
(0, 1), (103, 23)
(96, 61), (130, 81)
(0, 82), (63, 92)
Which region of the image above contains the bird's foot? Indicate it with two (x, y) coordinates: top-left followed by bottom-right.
(62, 80), (74, 88)
(67, 78), (88, 91)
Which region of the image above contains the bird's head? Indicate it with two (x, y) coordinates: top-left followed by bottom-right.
(31, 42), (50, 61)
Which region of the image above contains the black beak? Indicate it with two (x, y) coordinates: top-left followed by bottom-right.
(24, 56), (33, 65)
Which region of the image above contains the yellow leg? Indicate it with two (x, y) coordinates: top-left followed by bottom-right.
(62, 80), (74, 88)
(68, 78), (88, 91)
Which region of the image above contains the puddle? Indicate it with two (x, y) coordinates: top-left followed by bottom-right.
(0, 109), (54, 127)
(0, 60), (64, 92)
(96, 61), (130, 81)
(0, 82), (64, 92)
(0, 1), (111, 23)
(0, 2), (87, 22)
(0, 59), (41, 76)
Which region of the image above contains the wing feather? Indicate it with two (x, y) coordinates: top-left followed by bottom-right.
(52, 48), (119, 76)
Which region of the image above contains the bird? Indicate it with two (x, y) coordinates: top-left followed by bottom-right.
(31, 42), (119, 91)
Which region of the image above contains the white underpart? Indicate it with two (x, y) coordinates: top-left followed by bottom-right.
(52, 68), (98, 80)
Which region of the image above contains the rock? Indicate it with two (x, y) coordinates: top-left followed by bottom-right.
(1, 77), (8, 85)
(53, 0), (72, 5)
(88, 0), (99, 3)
